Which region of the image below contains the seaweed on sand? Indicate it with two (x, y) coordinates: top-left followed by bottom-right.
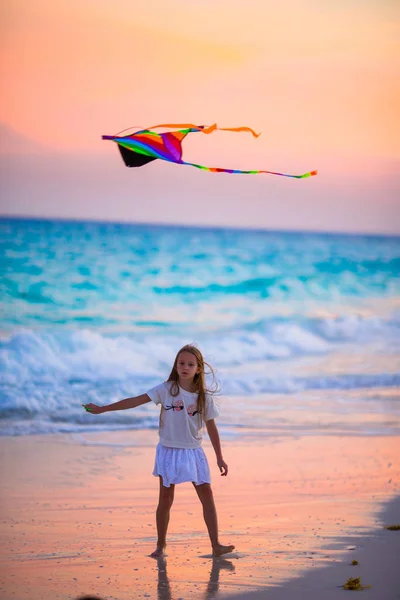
(343, 577), (370, 590)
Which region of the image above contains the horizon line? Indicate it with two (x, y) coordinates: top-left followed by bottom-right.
(1, 213), (399, 240)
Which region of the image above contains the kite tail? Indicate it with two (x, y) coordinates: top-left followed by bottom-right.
(145, 123), (261, 137)
(181, 160), (317, 179)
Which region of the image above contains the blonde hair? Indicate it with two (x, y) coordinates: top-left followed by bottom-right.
(165, 344), (218, 426)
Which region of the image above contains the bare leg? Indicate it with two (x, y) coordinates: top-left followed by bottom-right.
(150, 477), (175, 558)
(192, 483), (235, 557)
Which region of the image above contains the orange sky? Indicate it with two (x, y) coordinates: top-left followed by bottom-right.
(1, 0), (399, 232)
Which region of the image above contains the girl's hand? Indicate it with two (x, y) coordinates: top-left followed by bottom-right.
(82, 403), (106, 415)
(217, 458), (228, 476)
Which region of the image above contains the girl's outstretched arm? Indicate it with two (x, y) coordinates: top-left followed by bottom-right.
(206, 419), (229, 476)
(83, 394), (151, 415)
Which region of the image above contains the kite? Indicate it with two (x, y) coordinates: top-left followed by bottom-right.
(102, 123), (317, 179)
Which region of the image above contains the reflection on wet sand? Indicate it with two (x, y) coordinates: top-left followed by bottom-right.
(156, 555), (235, 600)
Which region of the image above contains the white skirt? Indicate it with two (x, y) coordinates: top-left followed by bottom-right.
(153, 443), (211, 488)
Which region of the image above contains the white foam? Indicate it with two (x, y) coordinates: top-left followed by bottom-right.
(0, 313), (399, 436)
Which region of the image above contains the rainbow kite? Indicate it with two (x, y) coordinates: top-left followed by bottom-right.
(102, 123), (317, 179)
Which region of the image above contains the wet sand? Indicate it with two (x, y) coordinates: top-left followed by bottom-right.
(0, 428), (399, 599)
(230, 496), (400, 600)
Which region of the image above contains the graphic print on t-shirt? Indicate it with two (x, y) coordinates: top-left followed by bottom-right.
(165, 399), (184, 411)
(164, 398), (201, 417)
(187, 403), (201, 417)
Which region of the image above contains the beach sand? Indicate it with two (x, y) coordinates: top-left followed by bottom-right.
(0, 426), (399, 600)
(230, 496), (400, 600)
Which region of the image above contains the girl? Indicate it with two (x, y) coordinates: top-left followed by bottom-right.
(83, 344), (235, 559)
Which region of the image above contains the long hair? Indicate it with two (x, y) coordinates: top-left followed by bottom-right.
(166, 344), (218, 426)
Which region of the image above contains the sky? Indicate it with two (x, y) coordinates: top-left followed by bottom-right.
(1, 0), (399, 233)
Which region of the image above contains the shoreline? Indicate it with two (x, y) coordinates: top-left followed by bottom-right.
(0, 430), (399, 599)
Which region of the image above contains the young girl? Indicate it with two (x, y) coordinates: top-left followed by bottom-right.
(83, 344), (235, 559)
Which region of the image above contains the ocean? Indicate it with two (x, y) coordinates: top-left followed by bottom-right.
(1, 217), (399, 439)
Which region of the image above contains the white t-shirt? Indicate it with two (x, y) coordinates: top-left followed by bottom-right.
(146, 381), (220, 449)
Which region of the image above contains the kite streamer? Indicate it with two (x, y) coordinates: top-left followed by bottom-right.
(102, 123), (317, 179)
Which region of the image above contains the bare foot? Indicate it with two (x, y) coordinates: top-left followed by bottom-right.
(150, 546), (166, 558)
(212, 543), (235, 557)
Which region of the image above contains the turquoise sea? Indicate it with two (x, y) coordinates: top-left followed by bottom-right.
(1, 217), (399, 438)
